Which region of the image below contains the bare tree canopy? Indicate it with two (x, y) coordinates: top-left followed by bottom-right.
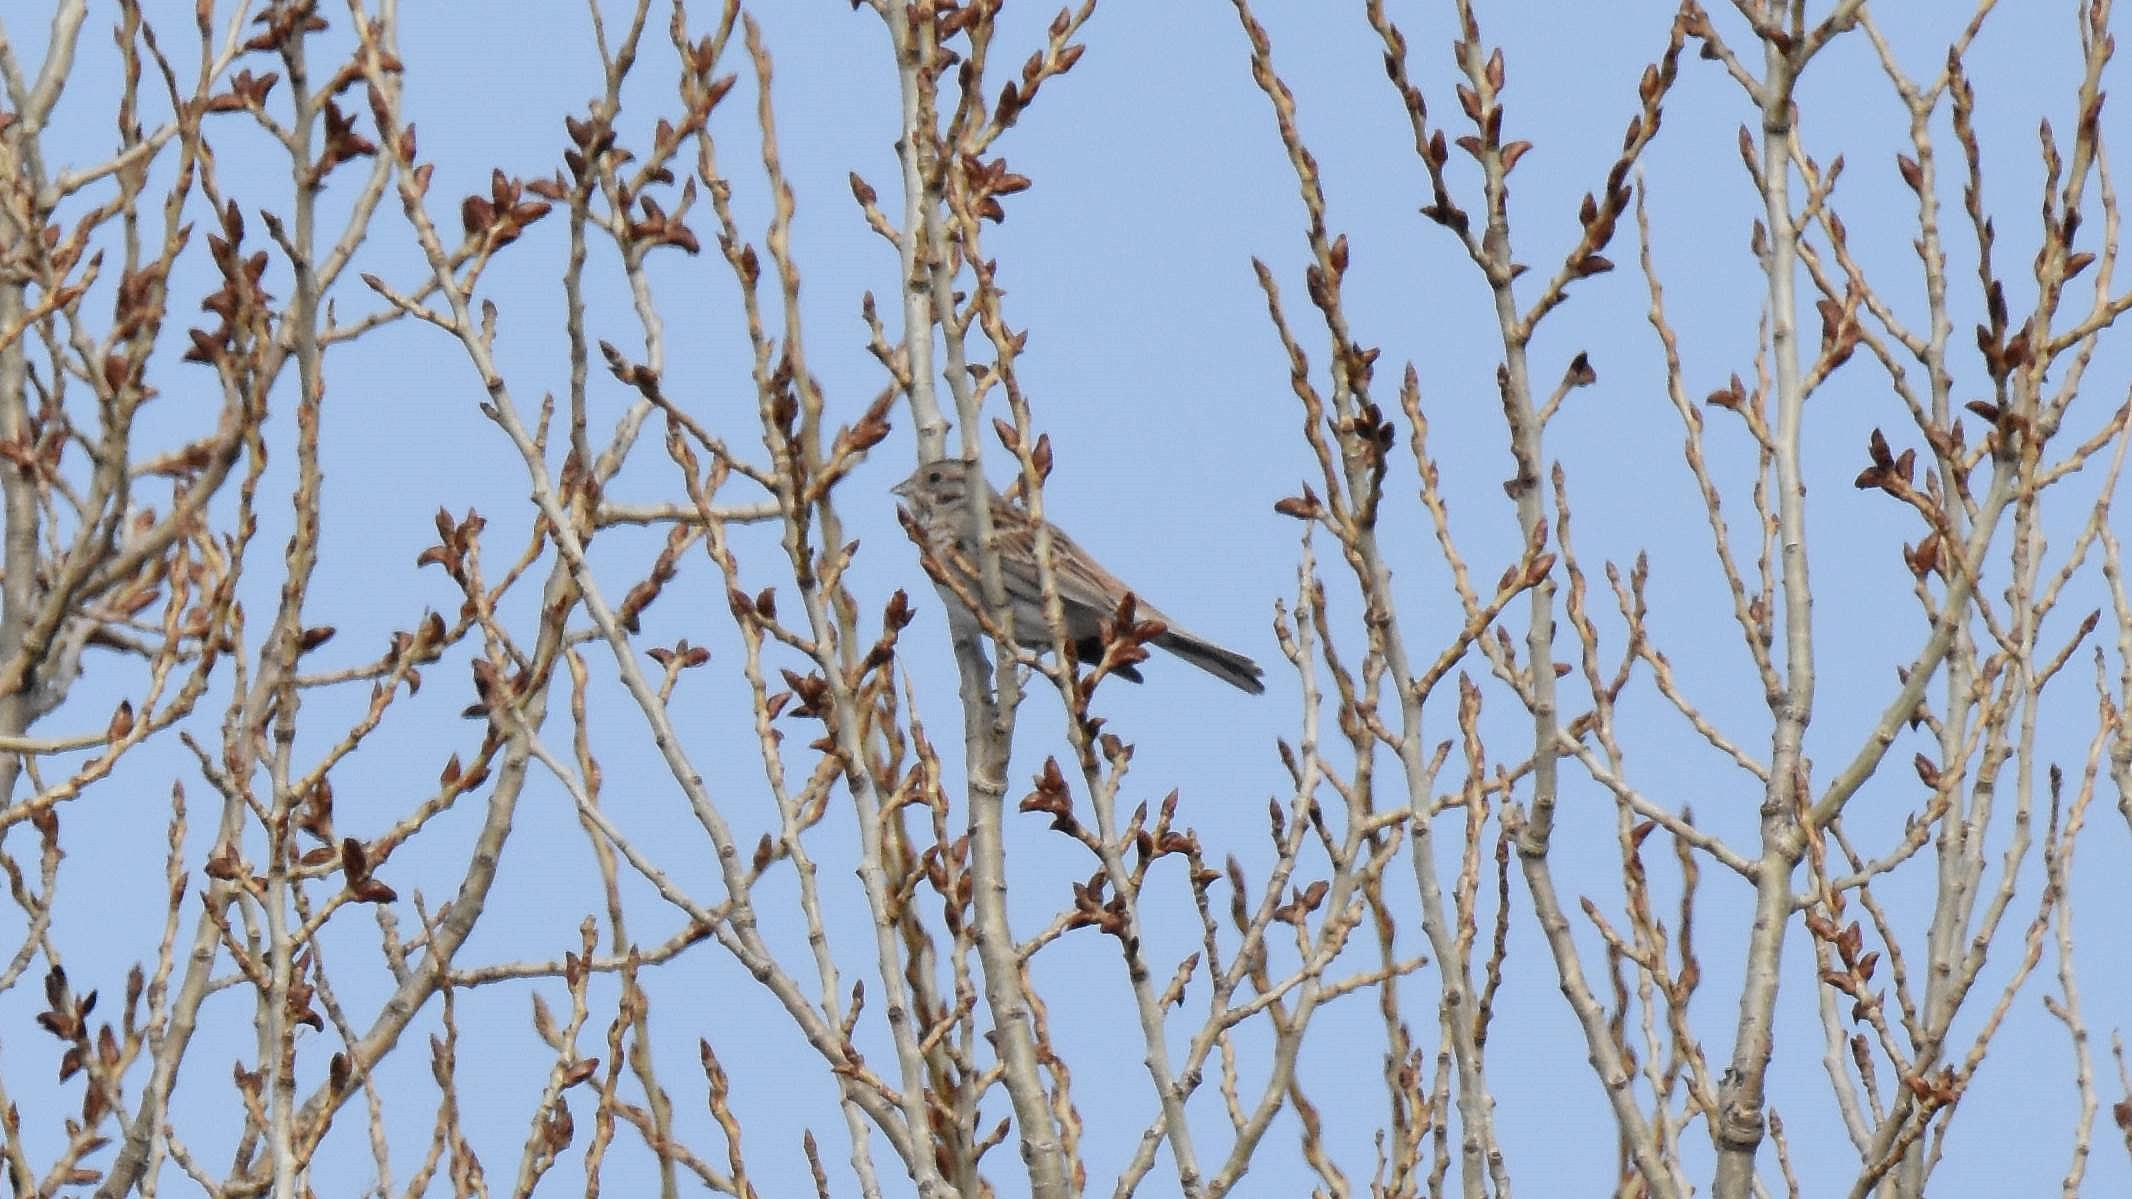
(2, 1), (2130, 1196)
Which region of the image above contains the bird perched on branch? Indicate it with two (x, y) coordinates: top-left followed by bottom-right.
(894, 459), (1264, 694)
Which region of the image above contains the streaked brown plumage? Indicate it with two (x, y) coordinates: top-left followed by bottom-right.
(893, 459), (1264, 694)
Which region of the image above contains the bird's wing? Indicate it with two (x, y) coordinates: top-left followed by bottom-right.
(1001, 514), (1166, 628)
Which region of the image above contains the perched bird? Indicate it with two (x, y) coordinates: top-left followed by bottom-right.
(893, 459), (1264, 694)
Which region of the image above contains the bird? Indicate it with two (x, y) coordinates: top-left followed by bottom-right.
(893, 459), (1265, 694)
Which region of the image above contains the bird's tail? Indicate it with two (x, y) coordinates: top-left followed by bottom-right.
(1156, 630), (1265, 694)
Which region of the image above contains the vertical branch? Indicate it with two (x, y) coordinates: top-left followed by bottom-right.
(866, 12), (1052, 1181)
(862, 4), (1099, 1193)
(1714, 21), (1811, 1189)
(1365, 1), (1693, 1192)
(1678, 6), (1866, 1190)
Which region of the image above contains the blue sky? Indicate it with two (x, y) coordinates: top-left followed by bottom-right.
(10, 1), (2131, 1195)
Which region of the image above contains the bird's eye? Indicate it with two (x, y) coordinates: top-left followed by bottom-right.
(928, 470), (942, 483)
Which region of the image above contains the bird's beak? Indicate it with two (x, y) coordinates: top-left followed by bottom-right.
(890, 478), (913, 499)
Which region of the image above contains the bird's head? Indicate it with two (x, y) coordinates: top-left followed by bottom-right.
(892, 459), (974, 511)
